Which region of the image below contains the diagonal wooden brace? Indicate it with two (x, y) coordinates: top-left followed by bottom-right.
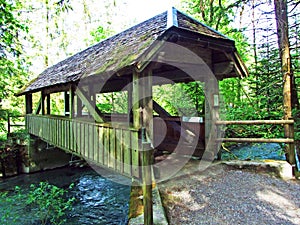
(75, 87), (105, 123)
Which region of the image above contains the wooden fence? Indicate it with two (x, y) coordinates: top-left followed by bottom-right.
(26, 114), (142, 178)
(216, 120), (294, 143)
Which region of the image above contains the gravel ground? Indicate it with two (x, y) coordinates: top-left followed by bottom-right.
(158, 162), (300, 225)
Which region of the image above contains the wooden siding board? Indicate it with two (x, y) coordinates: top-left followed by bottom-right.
(76, 122), (81, 154)
(131, 131), (140, 178)
(115, 129), (122, 173)
(93, 125), (98, 163)
(80, 122), (84, 156)
(123, 129), (131, 176)
(103, 127), (109, 167)
(98, 126), (104, 165)
(89, 124), (93, 161)
(25, 115), (142, 178)
(108, 128), (115, 169)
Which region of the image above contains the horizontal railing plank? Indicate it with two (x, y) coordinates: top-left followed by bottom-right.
(216, 120), (294, 125)
(217, 138), (294, 143)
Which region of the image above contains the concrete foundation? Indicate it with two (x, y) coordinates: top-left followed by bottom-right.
(22, 135), (72, 173)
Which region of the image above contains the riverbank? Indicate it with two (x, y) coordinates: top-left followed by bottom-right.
(158, 160), (300, 225)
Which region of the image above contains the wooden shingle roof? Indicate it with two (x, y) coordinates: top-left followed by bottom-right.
(18, 7), (247, 96)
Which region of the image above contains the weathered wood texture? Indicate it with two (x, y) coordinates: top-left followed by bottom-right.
(216, 120), (294, 125)
(153, 116), (205, 157)
(216, 120), (295, 144)
(26, 114), (142, 178)
(274, 0), (296, 166)
(25, 94), (33, 114)
(217, 138), (294, 143)
(141, 142), (153, 225)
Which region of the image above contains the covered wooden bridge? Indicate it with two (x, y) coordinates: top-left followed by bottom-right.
(17, 8), (247, 179)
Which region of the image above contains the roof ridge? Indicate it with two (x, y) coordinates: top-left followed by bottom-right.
(175, 8), (230, 39)
(167, 6), (178, 29)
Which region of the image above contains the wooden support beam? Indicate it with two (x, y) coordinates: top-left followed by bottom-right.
(140, 70), (153, 142)
(64, 91), (70, 116)
(153, 100), (170, 118)
(76, 95), (82, 117)
(142, 142), (153, 225)
(25, 94), (33, 114)
(75, 87), (104, 122)
(46, 94), (50, 115)
(217, 138), (294, 143)
(213, 61), (234, 76)
(132, 70), (141, 129)
(33, 96), (42, 115)
(127, 78), (133, 124)
(204, 76), (220, 159)
(42, 83), (72, 95)
(41, 91), (45, 115)
(69, 86), (75, 118)
(216, 120), (294, 125)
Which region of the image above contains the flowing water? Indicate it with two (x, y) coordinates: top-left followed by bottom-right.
(221, 143), (286, 160)
(0, 166), (131, 225)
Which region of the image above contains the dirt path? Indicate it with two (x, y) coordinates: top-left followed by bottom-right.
(158, 161), (300, 225)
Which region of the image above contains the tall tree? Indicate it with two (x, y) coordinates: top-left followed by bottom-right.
(274, 0), (298, 164)
(0, 0), (28, 133)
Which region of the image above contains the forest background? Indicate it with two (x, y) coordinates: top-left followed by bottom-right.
(1, 0), (299, 157)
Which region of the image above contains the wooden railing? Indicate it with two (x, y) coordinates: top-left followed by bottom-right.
(215, 120), (294, 143)
(26, 114), (142, 178)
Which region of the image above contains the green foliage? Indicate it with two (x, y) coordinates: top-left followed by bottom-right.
(0, 188), (21, 225)
(224, 106), (283, 139)
(180, 0), (249, 58)
(96, 92), (127, 114)
(0, 0), (28, 58)
(153, 83), (200, 116)
(88, 25), (113, 44)
(180, 0), (237, 30)
(179, 82), (205, 116)
(0, 182), (75, 225)
(26, 182), (75, 225)
(0, 0), (28, 137)
(293, 108), (300, 141)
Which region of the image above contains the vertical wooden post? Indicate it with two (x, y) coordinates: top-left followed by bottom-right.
(77, 95), (82, 117)
(46, 94), (51, 115)
(132, 68), (154, 224)
(41, 91), (45, 115)
(204, 77), (220, 160)
(127, 78), (133, 124)
(132, 70), (140, 129)
(140, 69), (154, 225)
(65, 91), (70, 116)
(69, 86), (75, 119)
(141, 70), (153, 142)
(89, 84), (95, 119)
(142, 142), (153, 225)
(25, 94), (33, 114)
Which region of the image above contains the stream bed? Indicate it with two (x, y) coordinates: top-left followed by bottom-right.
(0, 166), (131, 225)
(221, 143), (286, 160)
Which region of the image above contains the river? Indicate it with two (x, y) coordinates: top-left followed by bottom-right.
(0, 166), (131, 225)
(221, 143), (286, 160)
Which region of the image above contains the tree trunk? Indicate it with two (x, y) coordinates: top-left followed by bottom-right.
(274, 0), (296, 166)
